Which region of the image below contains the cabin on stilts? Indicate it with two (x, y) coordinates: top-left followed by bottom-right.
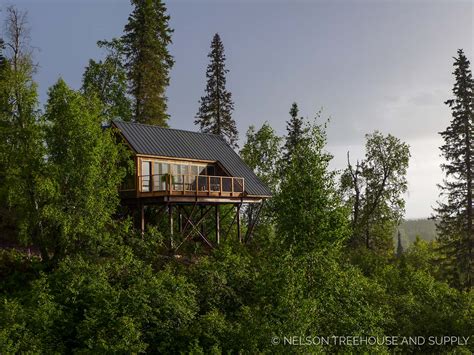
(112, 120), (272, 252)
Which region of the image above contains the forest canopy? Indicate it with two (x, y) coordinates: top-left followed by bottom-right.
(0, 2), (472, 354)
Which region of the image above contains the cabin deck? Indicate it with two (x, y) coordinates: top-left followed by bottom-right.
(119, 173), (264, 203)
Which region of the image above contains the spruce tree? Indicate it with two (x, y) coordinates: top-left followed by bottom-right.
(433, 49), (474, 289)
(122, 0), (174, 126)
(283, 102), (306, 161)
(195, 33), (238, 148)
(396, 230), (404, 258)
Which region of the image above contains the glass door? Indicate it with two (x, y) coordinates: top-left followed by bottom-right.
(141, 161), (151, 192)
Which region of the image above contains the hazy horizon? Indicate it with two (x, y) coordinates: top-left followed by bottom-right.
(11, 0), (474, 219)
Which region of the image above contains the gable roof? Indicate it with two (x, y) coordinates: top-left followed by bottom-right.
(112, 120), (272, 197)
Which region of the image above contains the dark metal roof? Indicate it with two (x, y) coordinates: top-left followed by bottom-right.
(113, 120), (272, 197)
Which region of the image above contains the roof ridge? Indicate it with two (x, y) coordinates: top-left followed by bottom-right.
(113, 119), (226, 140)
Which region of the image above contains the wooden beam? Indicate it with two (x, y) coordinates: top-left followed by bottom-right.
(224, 206), (238, 240)
(175, 205), (214, 251)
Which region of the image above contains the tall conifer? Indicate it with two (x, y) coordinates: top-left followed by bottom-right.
(195, 33), (238, 148)
(396, 230), (404, 258)
(122, 0), (174, 126)
(283, 102), (306, 161)
(434, 49), (474, 289)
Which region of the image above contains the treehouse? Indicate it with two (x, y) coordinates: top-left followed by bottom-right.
(112, 120), (271, 250)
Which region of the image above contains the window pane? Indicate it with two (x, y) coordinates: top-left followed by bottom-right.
(171, 164), (178, 175)
(198, 166), (207, 175)
(141, 161), (151, 192)
(142, 161), (151, 176)
(189, 165), (198, 176)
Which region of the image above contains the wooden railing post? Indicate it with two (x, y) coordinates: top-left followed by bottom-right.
(207, 175), (211, 195)
(219, 177), (222, 195)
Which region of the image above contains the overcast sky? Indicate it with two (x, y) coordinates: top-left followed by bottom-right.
(10, 0), (474, 218)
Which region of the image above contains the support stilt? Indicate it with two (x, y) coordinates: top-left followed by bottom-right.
(215, 205), (220, 245)
(169, 205), (174, 250)
(178, 206), (183, 233)
(245, 200), (264, 243)
(200, 205), (205, 238)
(140, 204), (145, 237)
(236, 204), (241, 243)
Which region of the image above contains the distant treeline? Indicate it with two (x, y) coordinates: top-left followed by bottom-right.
(396, 219), (438, 248)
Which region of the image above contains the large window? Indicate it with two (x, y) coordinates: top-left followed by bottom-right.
(140, 158), (222, 193)
(153, 162), (169, 191)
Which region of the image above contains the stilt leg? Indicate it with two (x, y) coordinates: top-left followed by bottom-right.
(237, 204), (241, 243)
(216, 205), (220, 245)
(178, 206), (182, 233)
(141, 204), (145, 237)
(169, 205), (174, 250)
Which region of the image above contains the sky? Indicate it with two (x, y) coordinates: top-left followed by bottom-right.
(9, 0), (474, 219)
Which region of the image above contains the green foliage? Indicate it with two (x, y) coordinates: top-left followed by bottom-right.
(342, 131), (410, 255)
(0, 277), (63, 354)
(0, 249), (42, 295)
(275, 114), (349, 253)
(82, 39), (132, 122)
(240, 122), (281, 243)
(0, 6), (45, 256)
(0, 248), (199, 353)
(240, 122), (281, 193)
(6, 78), (128, 265)
(195, 33), (238, 147)
(403, 237), (441, 276)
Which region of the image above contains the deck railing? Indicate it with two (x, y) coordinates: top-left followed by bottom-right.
(137, 174), (244, 196)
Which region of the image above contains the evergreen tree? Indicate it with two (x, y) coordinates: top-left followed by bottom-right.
(433, 49), (474, 289)
(396, 230), (404, 257)
(195, 33), (238, 148)
(283, 102), (306, 162)
(122, 0), (174, 126)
